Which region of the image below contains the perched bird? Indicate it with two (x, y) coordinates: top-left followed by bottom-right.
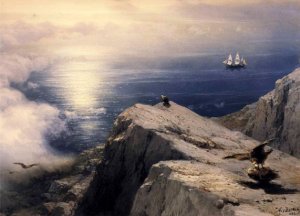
(223, 139), (275, 168)
(160, 95), (170, 106)
(13, 162), (39, 169)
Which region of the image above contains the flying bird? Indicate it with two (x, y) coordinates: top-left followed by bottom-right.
(223, 139), (275, 168)
(13, 162), (39, 169)
(160, 95), (170, 107)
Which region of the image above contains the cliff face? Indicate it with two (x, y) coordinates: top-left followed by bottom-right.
(0, 146), (104, 216)
(218, 68), (300, 158)
(79, 102), (300, 216)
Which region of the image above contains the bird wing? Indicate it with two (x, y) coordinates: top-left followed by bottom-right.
(28, 163), (39, 168)
(251, 143), (267, 154)
(13, 162), (39, 169)
(252, 138), (275, 154)
(262, 138), (276, 145)
(223, 153), (250, 160)
(13, 162), (26, 168)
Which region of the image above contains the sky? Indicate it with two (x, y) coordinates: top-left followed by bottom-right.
(1, 0), (299, 59)
(0, 0), (299, 186)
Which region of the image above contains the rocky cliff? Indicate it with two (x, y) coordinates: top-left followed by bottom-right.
(2, 89), (299, 216)
(217, 68), (300, 158)
(79, 102), (300, 216)
(0, 146), (104, 216)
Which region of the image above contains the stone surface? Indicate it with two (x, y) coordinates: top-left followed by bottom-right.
(79, 102), (300, 216)
(0, 146), (104, 216)
(217, 68), (300, 158)
(42, 201), (75, 216)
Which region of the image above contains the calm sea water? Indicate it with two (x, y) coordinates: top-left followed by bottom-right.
(17, 50), (299, 152)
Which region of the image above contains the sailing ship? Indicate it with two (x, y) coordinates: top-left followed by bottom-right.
(223, 53), (247, 68)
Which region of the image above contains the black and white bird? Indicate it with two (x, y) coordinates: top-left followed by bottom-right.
(160, 95), (170, 107)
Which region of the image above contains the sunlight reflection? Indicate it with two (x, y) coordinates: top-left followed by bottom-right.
(50, 46), (104, 111)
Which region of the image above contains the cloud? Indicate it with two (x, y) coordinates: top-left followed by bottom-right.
(0, 87), (73, 187)
(0, 27), (72, 188)
(0, 88), (67, 166)
(69, 22), (98, 35)
(2, 1), (299, 64)
(0, 21), (55, 49)
(0, 53), (51, 88)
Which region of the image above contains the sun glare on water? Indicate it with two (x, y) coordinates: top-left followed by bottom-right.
(47, 46), (105, 111)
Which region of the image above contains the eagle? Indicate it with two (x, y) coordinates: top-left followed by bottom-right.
(13, 162), (39, 169)
(223, 139), (275, 168)
(160, 95), (170, 107)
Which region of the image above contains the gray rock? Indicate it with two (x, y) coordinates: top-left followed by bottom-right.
(0, 146), (104, 216)
(215, 199), (225, 209)
(48, 180), (71, 194)
(217, 68), (300, 158)
(43, 202), (75, 216)
(48, 175), (84, 195)
(79, 102), (300, 216)
(53, 202), (75, 216)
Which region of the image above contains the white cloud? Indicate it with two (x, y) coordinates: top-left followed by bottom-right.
(0, 88), (66, 167)
(0, 88), (73, 187)
(0, 53), (51, 88)
(0, 21), (55, 49)
(0, 26), (73, 188)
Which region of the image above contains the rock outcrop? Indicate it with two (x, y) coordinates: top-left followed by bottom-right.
(217, 68), (300, 158)
(79, 102), (300, 216)
(0, 146), (104, 216)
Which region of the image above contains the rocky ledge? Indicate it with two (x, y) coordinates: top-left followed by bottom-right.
(0, 146), (104, 216)
(79, 102), (300, 216)
(217, 68), (300, 158)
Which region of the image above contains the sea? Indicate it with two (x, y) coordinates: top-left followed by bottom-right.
(15, 46), (299, 152)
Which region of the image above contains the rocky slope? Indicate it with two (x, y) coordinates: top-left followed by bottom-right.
(79, 102), (300, 216)
(0, 146), (104, 216)
(217, 68), (300, 158)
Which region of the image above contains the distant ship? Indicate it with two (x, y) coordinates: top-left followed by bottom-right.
(223, 53), (247, 68)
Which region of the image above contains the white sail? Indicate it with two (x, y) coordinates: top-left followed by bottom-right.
(223, 53), (247, 67)
(240, 57), (246, 66)
(235, 53), (240, 65)
(227, 54), (233, 65)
